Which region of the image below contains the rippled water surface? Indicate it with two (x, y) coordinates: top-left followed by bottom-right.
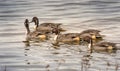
(0, 0), (120, 71)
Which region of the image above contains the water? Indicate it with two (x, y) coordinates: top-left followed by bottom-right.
(0, 0), (120, 71)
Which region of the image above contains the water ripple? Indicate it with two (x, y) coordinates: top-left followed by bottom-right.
(0, 0), (120, 71)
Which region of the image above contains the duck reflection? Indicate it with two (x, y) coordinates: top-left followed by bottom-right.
(24, 52), (31, 65)
(23, 40), (30, 47)
(23, 41), (31, 65)
(81, 53), (92, 71)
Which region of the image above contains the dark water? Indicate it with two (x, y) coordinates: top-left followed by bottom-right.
(0, 0), (120, 71)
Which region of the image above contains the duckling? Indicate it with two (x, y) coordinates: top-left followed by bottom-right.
(30, 17), (65, 33)
(24, 19), (48, 41)
(80, 29), (102, 40)
(85, 36), (117, 53)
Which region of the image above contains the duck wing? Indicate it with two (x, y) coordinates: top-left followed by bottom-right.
(81, 29), (101, 34)
(40, 23), (61, 27)
(96, 42), (116, 47)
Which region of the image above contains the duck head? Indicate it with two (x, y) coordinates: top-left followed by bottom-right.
(80, 35), (93, 53)
(52, 27), (61, 41)
(24, 19), (30, 35)
(31, 17), (39, 30)
(55, 23), (66, 32)
(52, 28), (60, 35)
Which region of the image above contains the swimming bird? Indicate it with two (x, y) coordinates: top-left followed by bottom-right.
(80, 29), (103, 40)
(30, 17), (65, 33)
(24, 19), (48, 41)
(85, 36), (117, 53)
(52, 28), (81, 45)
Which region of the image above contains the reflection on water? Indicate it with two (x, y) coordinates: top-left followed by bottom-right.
(0, 0), (120, 71)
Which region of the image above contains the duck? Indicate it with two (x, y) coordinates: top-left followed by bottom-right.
(30, 16), (65, 34)
(24, 19), (48, 41)
(52, 28), (82, 45)
(80, 29), (103, 40)
(84, 36), (117, 53)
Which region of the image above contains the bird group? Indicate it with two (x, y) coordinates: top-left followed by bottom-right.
(24, 16), (118, 53)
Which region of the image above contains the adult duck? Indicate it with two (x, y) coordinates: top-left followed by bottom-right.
(30, 17), (65, 33)
(24, 19), (48, 41)
(85, 36), (117, 53)
(52, 28), (81, 45)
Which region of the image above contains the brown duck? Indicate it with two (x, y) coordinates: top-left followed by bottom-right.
(80, 29), (103, 40)
(24, 19), (48, 41)
(30, 17), (65, 34)
(52, 28), (82, 45)
(85, 36), (117, 53)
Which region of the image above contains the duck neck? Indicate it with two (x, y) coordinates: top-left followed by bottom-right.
(54, 34), (58, 41)
(54, 31), (60, 41)
(26, 27), (30, 35)
(24, 22), (30, 35)
(88, 38), (93, 53)
(35, 18), (39, 28)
